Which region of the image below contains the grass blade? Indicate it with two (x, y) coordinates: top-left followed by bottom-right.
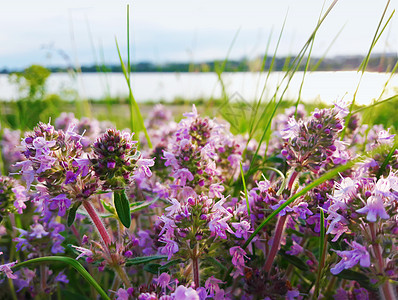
(240, 162), (250, 217)
(343, 1), (394, 138)
(13, 256), (110, 300)
(115, 5), (152, 148)
(248, 0), (339, 173)
(353, 94), (398, 114)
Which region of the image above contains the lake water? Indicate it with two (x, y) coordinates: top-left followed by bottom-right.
(0, 71), (397, 105)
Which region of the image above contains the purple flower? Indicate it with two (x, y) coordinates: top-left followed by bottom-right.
(333, 177), (357, 202)
(165, 198), (181, 216)
(49, 194), (71, 217)
(29, 223), (49, 239)
(286, 241), (304, 256)
(356, 195), (389, 222)
(163, 151), (179, 169)
(281, 117), (300, 139)
(353, 288), (369, 300)
(71, 245), (93, 260)
(171, 285), (200, 300)
(333, 288), (349, 300)
(376, 129), (395, 145)
(209, 183), (224, 199)
(12, 184), (28, 214)
(231, 220), (252, 239)
(64, 170), (78, 184)
(229, 246), (248, 278)
(156, 272), (171, 289)
(116, 288), (131, 300)
(172, 168), (194, 186)
(55, 272), (69, 284)
(138, 292), (157, 300)
(208, 215), (232, 239)
(330, 240), (370, 275)
(137, 158), (155, 177)
(292, 202), (313, 219)
(326, 210), (349, 240)
(72, 158), (91, 177)
(0, 260), (18, 279)
(286, 290), (300, 299)
(204, 276), (224, 297)
(182, 104), (198, 119)
(159, 237), (179, 260)
(271, 200), (293, 216)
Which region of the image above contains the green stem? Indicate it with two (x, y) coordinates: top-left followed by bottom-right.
(313, 235), (328, 299)
(110, 275), (121, 300)
(7, 277), (18, 300)
(113, 264), (132, 288)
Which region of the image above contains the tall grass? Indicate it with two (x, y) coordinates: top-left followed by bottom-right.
(115, 4), (152, 148)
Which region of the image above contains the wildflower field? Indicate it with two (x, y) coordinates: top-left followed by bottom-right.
(1, 2), (398, 300)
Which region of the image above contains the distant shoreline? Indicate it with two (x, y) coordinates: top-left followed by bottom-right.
(1, 53), (396, 74)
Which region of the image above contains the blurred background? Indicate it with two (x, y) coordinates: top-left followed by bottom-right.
(0, 0), (397, 129)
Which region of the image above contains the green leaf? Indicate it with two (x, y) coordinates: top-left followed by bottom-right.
(101, 199), (115, 214)
(336, 270), (376, 290)
(264, 156), (285, 164)
(67, 202), (82, 227)
(114, 190), (131, 228)
(204, 257), (228, 271)
(279, 251), (309, 271)
(61, 290), (90, 300)
(336, 269), (369, 282)
(12, 256), (110, 300)
(130, 197), (159, 213)
(125, 255), (167, 266)
(143, 263), (161, 274)
(159, 259), (182, 272)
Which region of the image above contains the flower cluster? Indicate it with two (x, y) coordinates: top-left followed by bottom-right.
(1, 102), (397, 300)
(91, 128), (140, 190)
(281, 105), (347, 173)
(0, 176), (28, 221)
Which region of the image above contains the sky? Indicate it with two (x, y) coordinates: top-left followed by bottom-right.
(0, 0), (397, 69)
